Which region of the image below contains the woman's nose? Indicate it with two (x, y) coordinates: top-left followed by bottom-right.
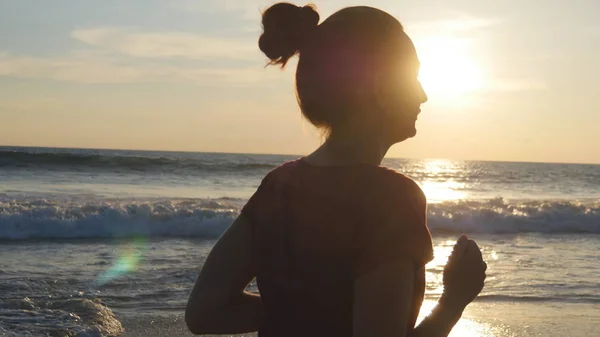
(418, 81), (428, 104)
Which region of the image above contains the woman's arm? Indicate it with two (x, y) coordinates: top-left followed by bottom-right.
(410, 297), (465, 337)
(185, 215), (264, 335)
(411, 235), (486, 337)
(353, 235), (485, 337)
(353, 258), (472, 337)
(353, 259), (415, 337)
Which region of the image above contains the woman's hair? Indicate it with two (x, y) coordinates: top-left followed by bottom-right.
(259, 3), (408, 133)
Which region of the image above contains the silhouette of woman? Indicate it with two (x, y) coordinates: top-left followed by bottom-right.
(186, 3), (487, 336)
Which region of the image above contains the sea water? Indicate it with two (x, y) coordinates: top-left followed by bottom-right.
(1, 146), (599, 336)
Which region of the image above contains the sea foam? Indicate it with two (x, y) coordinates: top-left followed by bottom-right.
(1, 197), (599, 240)
(0, 297), (123, 337)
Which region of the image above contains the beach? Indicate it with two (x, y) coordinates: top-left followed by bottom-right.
(1, 146), (599, 336)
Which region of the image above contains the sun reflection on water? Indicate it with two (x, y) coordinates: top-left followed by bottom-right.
(418, 160), (468, 203)
(418, 300), (498, 337)
(427, 241), (454, 269)
(420, 180), (466, 203)
(425, 242), (454, 296)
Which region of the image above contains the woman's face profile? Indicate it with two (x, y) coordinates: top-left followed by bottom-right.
(376, 34), (428, 143)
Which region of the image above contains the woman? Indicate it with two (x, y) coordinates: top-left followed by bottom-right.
(186, 3), (487, 337)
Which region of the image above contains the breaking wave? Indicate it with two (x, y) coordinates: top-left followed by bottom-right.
(0, 297), (123, 337)
(1, 197), (599, 240)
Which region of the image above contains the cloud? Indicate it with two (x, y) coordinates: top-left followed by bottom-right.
(71, 27), (258, 60)
(0, 52), (284, 84)
(0, 52), (148, 83)
(0, 24), (282, 84)
(167, 0), (275, 20)
(0, 16), (530, 89)
(408, 17), (500, 36)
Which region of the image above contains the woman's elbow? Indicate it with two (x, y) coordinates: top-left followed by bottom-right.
(185, 307), (201, 334)
(185, 301), (213, 334)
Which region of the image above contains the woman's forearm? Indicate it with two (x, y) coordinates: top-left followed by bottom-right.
(410, 297), (465, 337)
(187, 291), (265, 335)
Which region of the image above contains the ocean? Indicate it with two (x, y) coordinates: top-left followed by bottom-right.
(0, 146), (599, 336)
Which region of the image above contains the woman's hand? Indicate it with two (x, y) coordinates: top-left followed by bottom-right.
(441, 235), (487, 309)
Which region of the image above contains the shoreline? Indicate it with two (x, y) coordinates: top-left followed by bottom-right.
(120, 314), (256, 337)
(118, 300), (600, 337)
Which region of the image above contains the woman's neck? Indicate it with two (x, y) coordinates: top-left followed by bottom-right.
(305, 129), (390, 167)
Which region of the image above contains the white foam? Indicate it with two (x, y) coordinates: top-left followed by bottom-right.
(427, 198), (600, 234)
(0, 297), (123, 337)
(1, 197), (599, 240)
(0, 198), (240, 240)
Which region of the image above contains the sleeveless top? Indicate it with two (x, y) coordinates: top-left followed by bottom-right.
(241, 159), (434, 337)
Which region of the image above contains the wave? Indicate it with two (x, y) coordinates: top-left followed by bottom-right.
(0, 198), (239, 240)
(0, 149), (279, 174)
(1, 197), (599, 240)
(427, 198), (600, 234)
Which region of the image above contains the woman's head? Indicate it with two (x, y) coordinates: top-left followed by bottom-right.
(259, 3), (427, 144)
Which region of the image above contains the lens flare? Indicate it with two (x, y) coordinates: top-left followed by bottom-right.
(95, 237), (147, 286)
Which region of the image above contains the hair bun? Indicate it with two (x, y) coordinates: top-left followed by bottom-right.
(259, 3), (320, 67)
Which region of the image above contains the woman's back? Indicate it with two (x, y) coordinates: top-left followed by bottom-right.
(243, 159), (433, 336)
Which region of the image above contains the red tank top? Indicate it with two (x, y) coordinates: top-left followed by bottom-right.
(242, 159), (433, 337)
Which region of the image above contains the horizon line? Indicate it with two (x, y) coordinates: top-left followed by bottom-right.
(1, 144), (598, 166)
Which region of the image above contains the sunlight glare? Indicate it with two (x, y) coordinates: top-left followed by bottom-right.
(416, 36), (483, 99)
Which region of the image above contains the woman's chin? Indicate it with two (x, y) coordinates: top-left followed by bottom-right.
(391, 128), (417, 144)
(403, 125), (418, 138)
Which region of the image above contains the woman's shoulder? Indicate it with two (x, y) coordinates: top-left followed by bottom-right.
(258, 159), (424, 203)
(370, 166), (425, 202)
(259, 159), (302, 182)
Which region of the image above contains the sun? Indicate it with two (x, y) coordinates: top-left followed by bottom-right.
(415, 36), (483, 99)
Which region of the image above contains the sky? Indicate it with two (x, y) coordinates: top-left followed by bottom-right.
(0, 0), (599, 164)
